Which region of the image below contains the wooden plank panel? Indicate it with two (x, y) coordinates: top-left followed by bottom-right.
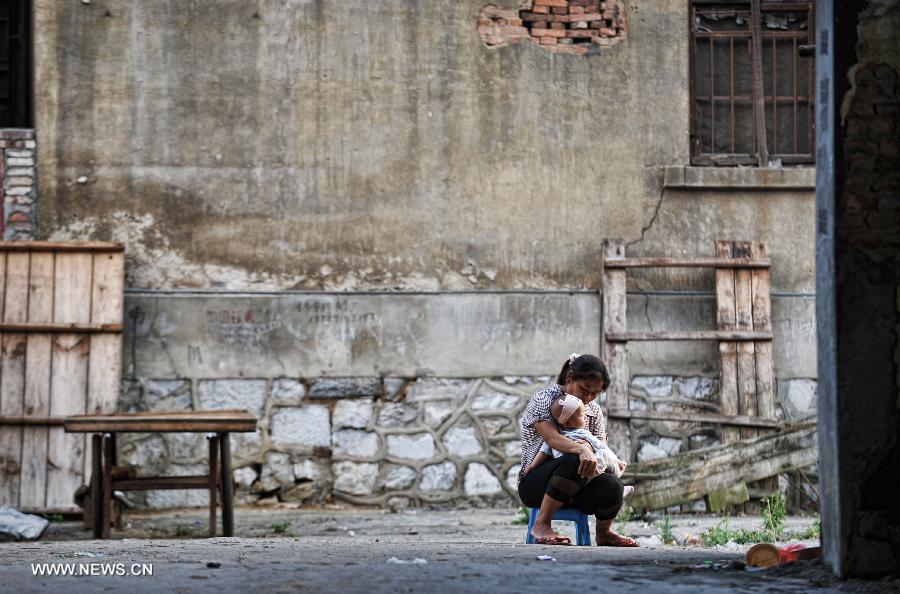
(46, 334), (90, 509)
(0, 251), (6, 321)
(0, 252), (29, 506)
(19, 252), (54, 508)
(606, 330), (772, 342)
(47, 253), (94, 509)
(715, 240), (740, 444)
(734, 241), (758, 440)
(603, 257), (771, 269)
(627, 425), (817, 510)
(751, 242), (776, 420)
(86, 253), (124, 480)
(602, 240), (630, 462)
(0, 241), (124, 253)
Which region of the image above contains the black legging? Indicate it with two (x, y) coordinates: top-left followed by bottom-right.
(518, 453), (624, 520)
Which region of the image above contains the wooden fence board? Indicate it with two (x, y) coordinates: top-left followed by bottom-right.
(751, 242), (776, 419)
(602, 240), (631, 460)
(20, 253), (54, 507)
(734, 241), (759, 440)
(0, 243), (123, 511)
(715, 240), (740, 444)
(0, 252), (29, 505)
(47, 253), (94, 507)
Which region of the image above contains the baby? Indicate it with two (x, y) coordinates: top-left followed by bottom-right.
(525, 394), (634, 497)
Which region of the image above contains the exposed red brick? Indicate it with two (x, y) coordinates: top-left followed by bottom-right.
(550, 22), (565, 30)
(570, 6), (585, 14)
(539, 36), (558, 45)
(551, 7), (568, 15)
(532, 5), (549, 13)
(7, 213), (30, 223)
(521, 12), (550, 21)
(534, 0), (568, 6)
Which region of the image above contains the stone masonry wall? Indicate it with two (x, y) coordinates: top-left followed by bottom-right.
(116, 373), (818, 510)
(1, 129), (36, 240)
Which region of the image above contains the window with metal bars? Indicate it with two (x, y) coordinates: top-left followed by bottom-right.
(690, 1), (814, 166)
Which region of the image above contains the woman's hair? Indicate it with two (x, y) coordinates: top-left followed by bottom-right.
(556, 353), (611, 388)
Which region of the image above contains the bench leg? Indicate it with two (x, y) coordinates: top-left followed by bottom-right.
(220, 432), (234, 537)
(102, 434), (113, 539)
(91, 434), (103, 539)
(208, 434), (219, 537)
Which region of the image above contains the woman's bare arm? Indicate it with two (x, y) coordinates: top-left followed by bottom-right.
(533, 420), (598, 478)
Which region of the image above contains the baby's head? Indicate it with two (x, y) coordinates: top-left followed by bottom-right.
(551, 394), (585, 429)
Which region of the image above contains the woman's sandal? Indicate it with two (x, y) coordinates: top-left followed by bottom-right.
(533, 535), (572, 545)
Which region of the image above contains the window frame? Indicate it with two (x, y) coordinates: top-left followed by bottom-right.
(689, 0), (815, 167)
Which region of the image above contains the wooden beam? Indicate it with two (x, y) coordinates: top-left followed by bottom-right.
(603, 257), (770, 269)
(626, 425), (817, 511)
(0, 322), (123, 334)
(606, 408), (779, 428)
(0, 242), (125, 253)
(64, 410), (258, 434)
(113, 476), (212, 491)
(0, 416), (66, 427)
(606, 330), (773, 342)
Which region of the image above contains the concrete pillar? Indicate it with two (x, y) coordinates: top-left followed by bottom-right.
(816, 0), (900, 578)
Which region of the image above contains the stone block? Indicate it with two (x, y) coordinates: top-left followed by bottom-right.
(778, 378), (817, 420)
(383, 465), (416, 490)
(145, 379), (191, 411)
(231, 430), (263, 463)
(198, 379), (266, 416)
(333, 399), (374, 429)
(292, 459), (321, 481)
(631, 376), (673, 398)
(442, 426), (482, 457)
(271, 378), (305, 403)
(637, 441), (667, 462)
(308, 377), (381, 399)
(233, 466), (258, 489)
(506, 465), (521, 489)
(383, 378), (407, 401)
(386, 433), (435, 460)
(5, 167), (32, 177)
(164, 432), (206, 461)
(377, 403), (418, 427)
(5, 186), (30, 195)
(657, 437), (682, 456)
(332, 461), (379, 496)
(464, 463), (503, 496)
(258, 452), (294, 491)
(119, 434), (167, 475)
(333, 429), (380, 457)
(423, 401), (454, 428)
(6, 176), (33, 187)
(407, 379), (470, 402)
(689, 431), (721, 450)
(629, 398), (647, 411)
(420, 461), (457, 491)
(5, 149), (33, 158)
(502, 440), (521, 458)
(471, 392), (521, 411)
(6, 158), (33, 167)
(479, 416), (512, 436)
(674, 376), (719, 401)
(270, 405), (331, 449)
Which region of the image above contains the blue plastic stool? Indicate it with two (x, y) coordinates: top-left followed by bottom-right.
(525, 507), (592, 546)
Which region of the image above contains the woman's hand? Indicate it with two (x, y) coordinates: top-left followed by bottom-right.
(577, 443), (599, 478)
(618, 460), (628, 474)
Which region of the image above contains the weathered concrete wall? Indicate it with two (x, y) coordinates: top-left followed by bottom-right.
(29, 0), (820, 510)
(31, 0), (815, 293)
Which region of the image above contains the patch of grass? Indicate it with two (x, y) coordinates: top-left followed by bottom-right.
(174, 525), (193, 537)
(47, 513), (64, 523)
(761, 491), (787, 537)
(272, 521), (292, 535)
(700, 517), (774, 547)
(658, 512), (675, 545)
(790, 518), (820, 541)
(511, 506), (530, 526)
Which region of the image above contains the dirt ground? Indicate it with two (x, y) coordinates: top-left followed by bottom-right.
(2, 506), (897, 593)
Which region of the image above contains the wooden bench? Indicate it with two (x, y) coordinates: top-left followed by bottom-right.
(64, 409), (257, 538)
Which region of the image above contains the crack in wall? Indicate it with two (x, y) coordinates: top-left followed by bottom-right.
(626, 185), (666, 249)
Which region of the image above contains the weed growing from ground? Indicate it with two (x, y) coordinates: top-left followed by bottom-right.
(511, 506), (530, 525)
(658, 512), (675, 545)
(762, 491), (787, 537)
